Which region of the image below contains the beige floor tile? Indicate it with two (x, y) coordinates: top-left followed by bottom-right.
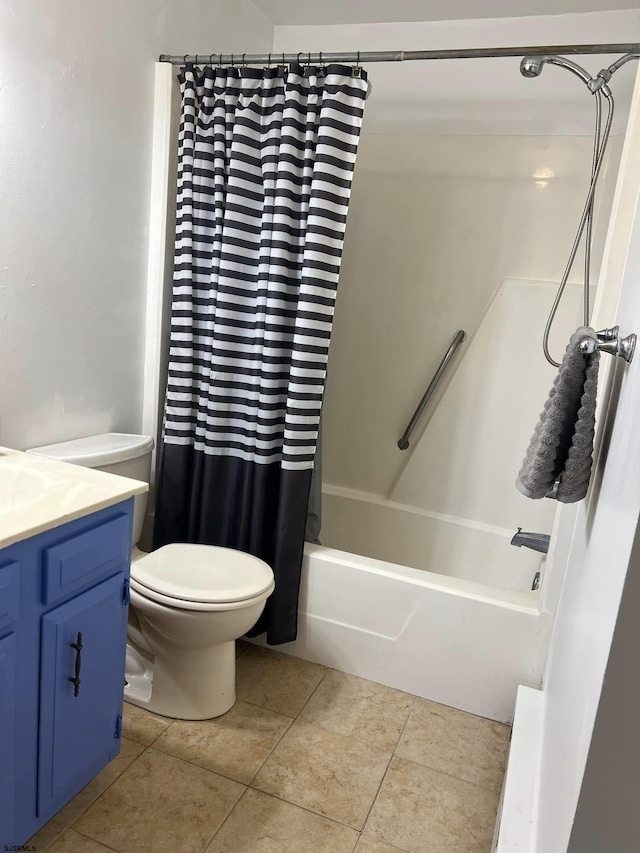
(154, 700), (292, 783)
(355, 837), (408, 853)
(365, 757), (499, 853)
(25, 818), (64, 851)
(396, 698), (510, 793)
(48, 829), (116, 852)
(122, 701), (173, 746)
(122, 702), (173, 746)
(75, 748), (244, 853)
(54, 737), (144, 828)
(206, 788), (359, 852)
(253, 720), (391, 829)
(235, 646), (326, 716)
(298, 670), (414, 751)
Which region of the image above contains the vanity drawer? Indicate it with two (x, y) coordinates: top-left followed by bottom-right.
(42, 514), (131, 605)
(0, 561), (20, 632)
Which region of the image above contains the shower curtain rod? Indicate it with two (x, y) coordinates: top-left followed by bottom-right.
(159, 44), (640, 66)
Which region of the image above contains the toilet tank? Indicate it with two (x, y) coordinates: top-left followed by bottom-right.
(27, 433), (154, 547)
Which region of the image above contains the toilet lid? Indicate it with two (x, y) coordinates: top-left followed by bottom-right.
(131, 544), (274, 604)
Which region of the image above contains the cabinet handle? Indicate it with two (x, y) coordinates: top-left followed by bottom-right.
(68, 631), (83, 697)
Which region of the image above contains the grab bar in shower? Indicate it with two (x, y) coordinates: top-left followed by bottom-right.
(397, 329), (466, 451)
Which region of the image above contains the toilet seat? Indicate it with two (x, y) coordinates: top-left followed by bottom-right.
(131, 543), (275, 612)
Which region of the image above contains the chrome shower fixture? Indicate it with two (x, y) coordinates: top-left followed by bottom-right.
(591, 52), (640, 92)
(519, 52), (618, 366)
(519, 55), (610, 94)
(519, 56), (548, 78)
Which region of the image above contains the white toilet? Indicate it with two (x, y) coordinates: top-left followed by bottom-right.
(27, 433), (274, 720)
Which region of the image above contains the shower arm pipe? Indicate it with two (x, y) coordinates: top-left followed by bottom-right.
(397, 330), (466, 452)
(524, 54), (612, 95)
(159, 44), (640, 66)
(592, 52), (640, 90)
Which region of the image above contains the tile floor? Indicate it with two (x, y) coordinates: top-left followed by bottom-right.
(28, 644), (510, 853)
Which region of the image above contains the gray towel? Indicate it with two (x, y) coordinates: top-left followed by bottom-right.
(517, 326), (599, 503)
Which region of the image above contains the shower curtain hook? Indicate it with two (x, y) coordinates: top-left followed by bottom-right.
(219, 53), (223, 68)
(230, 53), (235, 67)
(308, 51), (312, 66)
(354, 50), (362, 76)
(183, 54), (190, 66)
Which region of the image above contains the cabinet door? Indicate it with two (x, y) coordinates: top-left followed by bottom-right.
(38, 574), (127, 815)
(0, 633), (16, 841)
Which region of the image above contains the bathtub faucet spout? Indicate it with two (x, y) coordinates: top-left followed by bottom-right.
(510, 528), (550, 554)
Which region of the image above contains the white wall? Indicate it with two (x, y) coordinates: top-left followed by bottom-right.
(532, 68), (640, 853)
(566, 520), (640, 852)
(259, 0), (640, 27)
(0, 0), (273, 451)
(274, 11), (640, 134)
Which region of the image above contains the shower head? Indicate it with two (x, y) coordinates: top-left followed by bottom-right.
(520, 56), (549, 78)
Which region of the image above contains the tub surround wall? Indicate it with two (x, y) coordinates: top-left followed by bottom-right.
(0, 0), (273, 451)
(319, 135), (621, 503)
(390, 279), (581, 532)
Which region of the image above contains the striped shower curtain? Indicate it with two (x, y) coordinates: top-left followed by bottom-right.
(153, 63), (367, 644)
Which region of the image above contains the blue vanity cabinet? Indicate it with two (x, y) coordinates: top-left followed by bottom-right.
(38, 573), (128, 816)
(0, 498), (134, 847)
(0, 632), (17, 842)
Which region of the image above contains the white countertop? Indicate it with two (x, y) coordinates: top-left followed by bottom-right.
(0, 446), (148, 549)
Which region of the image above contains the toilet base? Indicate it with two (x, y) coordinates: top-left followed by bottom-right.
(124, 644), (154, 707)
(124, 638), (237, 720)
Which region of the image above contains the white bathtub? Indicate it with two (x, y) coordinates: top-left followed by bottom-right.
(321, 486), (545, 593)
(256, 487), (550, 723)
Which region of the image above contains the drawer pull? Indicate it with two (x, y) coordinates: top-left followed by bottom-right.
(68, 631), (83, 697)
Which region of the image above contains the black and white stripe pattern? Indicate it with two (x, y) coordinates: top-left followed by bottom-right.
(163, 64), (367, 470)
